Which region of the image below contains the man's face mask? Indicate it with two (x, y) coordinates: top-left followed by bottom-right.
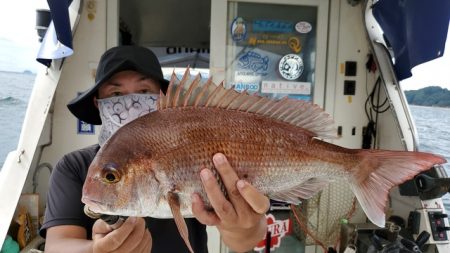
(97, 93), (159, 146)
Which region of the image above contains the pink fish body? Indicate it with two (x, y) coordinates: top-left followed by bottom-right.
(82, 70), (446, 252)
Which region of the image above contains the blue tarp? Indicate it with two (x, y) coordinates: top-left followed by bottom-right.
(36, 0), (74, 67)
(373, 0), (450, 81)
(36, 0), (450, 78)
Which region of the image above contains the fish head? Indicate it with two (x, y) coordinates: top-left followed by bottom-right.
(82, 134), (161, 217)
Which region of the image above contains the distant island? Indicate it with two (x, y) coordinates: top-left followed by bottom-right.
(0, 70), (36, 75)
(405, 86), (450, 107)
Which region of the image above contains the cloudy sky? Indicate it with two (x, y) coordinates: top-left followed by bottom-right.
(0, 0), (43, 73)
(400, 25), (450, 91)
(0, 1), (448, 90)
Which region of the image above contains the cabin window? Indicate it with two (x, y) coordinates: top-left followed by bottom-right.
(225, 2), (317, 101)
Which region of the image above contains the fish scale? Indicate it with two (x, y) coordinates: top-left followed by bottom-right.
(85, 103), (443, 217)
(95, 107), (352, 208)
(82, 70), (446, 253)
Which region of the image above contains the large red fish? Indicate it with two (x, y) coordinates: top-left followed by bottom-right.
(82, 70), (446, 252)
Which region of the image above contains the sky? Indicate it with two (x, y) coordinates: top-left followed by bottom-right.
(400, 24), (450, 91)
(0, 1), (448, 90)
(0, 0), (44, 73)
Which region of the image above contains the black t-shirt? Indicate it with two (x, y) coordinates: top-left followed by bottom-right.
(40, 144), (208, 253)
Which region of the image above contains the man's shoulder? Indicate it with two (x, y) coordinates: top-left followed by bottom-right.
(74, 144), (101, 154)
(64, 144), (100, 160)
(58, 144), (100, 172)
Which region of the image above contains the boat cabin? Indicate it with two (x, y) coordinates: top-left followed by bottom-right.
(1, 0), (449, 252)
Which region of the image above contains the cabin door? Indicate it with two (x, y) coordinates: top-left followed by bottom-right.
(210, 0), (329, 107)
(210, 1), (329, 252)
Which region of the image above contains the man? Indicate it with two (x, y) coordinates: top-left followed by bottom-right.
(40, 45), (269, 253)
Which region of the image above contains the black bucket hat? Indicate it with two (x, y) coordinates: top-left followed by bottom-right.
(67, 45), (169, 125)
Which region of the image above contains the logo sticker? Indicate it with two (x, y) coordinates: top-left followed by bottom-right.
(254, 214), (292, 252)
(261, 81), (311, 95)
(238, 51), (269, 74)
(234, 72), (262, 93)
(278, 54), (304, 80)
(252, 19), (293, 33)
(288, 37), (302, 53)
(78, 120), (95, 134)
(234, 83), (260, 93)
(230, 17), (247, 42)
(295, 21), (312, 33)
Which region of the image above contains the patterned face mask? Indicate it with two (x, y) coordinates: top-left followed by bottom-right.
(97, 93), (159, 146)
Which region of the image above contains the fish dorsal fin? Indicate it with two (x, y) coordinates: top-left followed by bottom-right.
(159, 69), (337, 138)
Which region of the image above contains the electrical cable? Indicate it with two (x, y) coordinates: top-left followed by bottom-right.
(363, 75), (390, 149)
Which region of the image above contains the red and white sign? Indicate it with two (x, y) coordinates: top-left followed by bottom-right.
(254, 214), (293, 252)
(295, 21), (312, 34)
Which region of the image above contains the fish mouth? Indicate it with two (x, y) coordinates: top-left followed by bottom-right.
(82, 197), (108, 214)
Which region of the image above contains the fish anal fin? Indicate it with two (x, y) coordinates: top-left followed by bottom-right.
(168, 192), (194, 253)
(269, 178), (329, 204)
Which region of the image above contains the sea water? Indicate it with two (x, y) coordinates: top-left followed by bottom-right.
(410, 105), (450, 210)
(0, 71), (449, 209)
(0, 71), (35, 166)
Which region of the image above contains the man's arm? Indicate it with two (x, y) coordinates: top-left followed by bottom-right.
(45, 225), (93, 253)
(45, 217), (151, 253)
(192, 153), (269, 252)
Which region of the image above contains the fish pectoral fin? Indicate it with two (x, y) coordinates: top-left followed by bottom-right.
(168, 192), (194, 253)
(269, 177), (329, 204)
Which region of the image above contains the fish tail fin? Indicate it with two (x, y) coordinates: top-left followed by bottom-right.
(350, 150), (446, 227)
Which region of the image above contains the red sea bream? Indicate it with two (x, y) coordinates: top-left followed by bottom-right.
(82, 70), (446, 252)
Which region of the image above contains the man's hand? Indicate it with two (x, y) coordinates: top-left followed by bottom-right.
(192, 153), (269, 252)
(92, 217), (152, 253)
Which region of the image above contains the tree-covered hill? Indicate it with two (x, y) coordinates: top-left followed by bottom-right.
(405, 86), (450, 107)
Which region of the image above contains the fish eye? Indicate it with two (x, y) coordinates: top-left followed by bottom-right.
(102, 163), (121, 184)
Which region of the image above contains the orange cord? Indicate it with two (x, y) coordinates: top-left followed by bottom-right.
(290, 196), (358, 253)
(290, 204), (328, 252)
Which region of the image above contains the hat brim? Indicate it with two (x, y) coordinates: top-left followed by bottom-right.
(67, 60), (169, 125)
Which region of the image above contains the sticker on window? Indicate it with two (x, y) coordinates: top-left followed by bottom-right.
(230, 17), (247, 42)
(278, 54), (304, 80)
(295, 21), (312, 33)
(78, 120), (95, 134)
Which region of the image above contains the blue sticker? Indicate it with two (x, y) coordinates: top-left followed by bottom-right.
(234, 83), (260, 93)
(237, 51), (269, 74)
(230, 17), (247, 42)
(288, 94), (311, 101)
(252, 20), (293, 33)
(78, 120), (95, 134)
